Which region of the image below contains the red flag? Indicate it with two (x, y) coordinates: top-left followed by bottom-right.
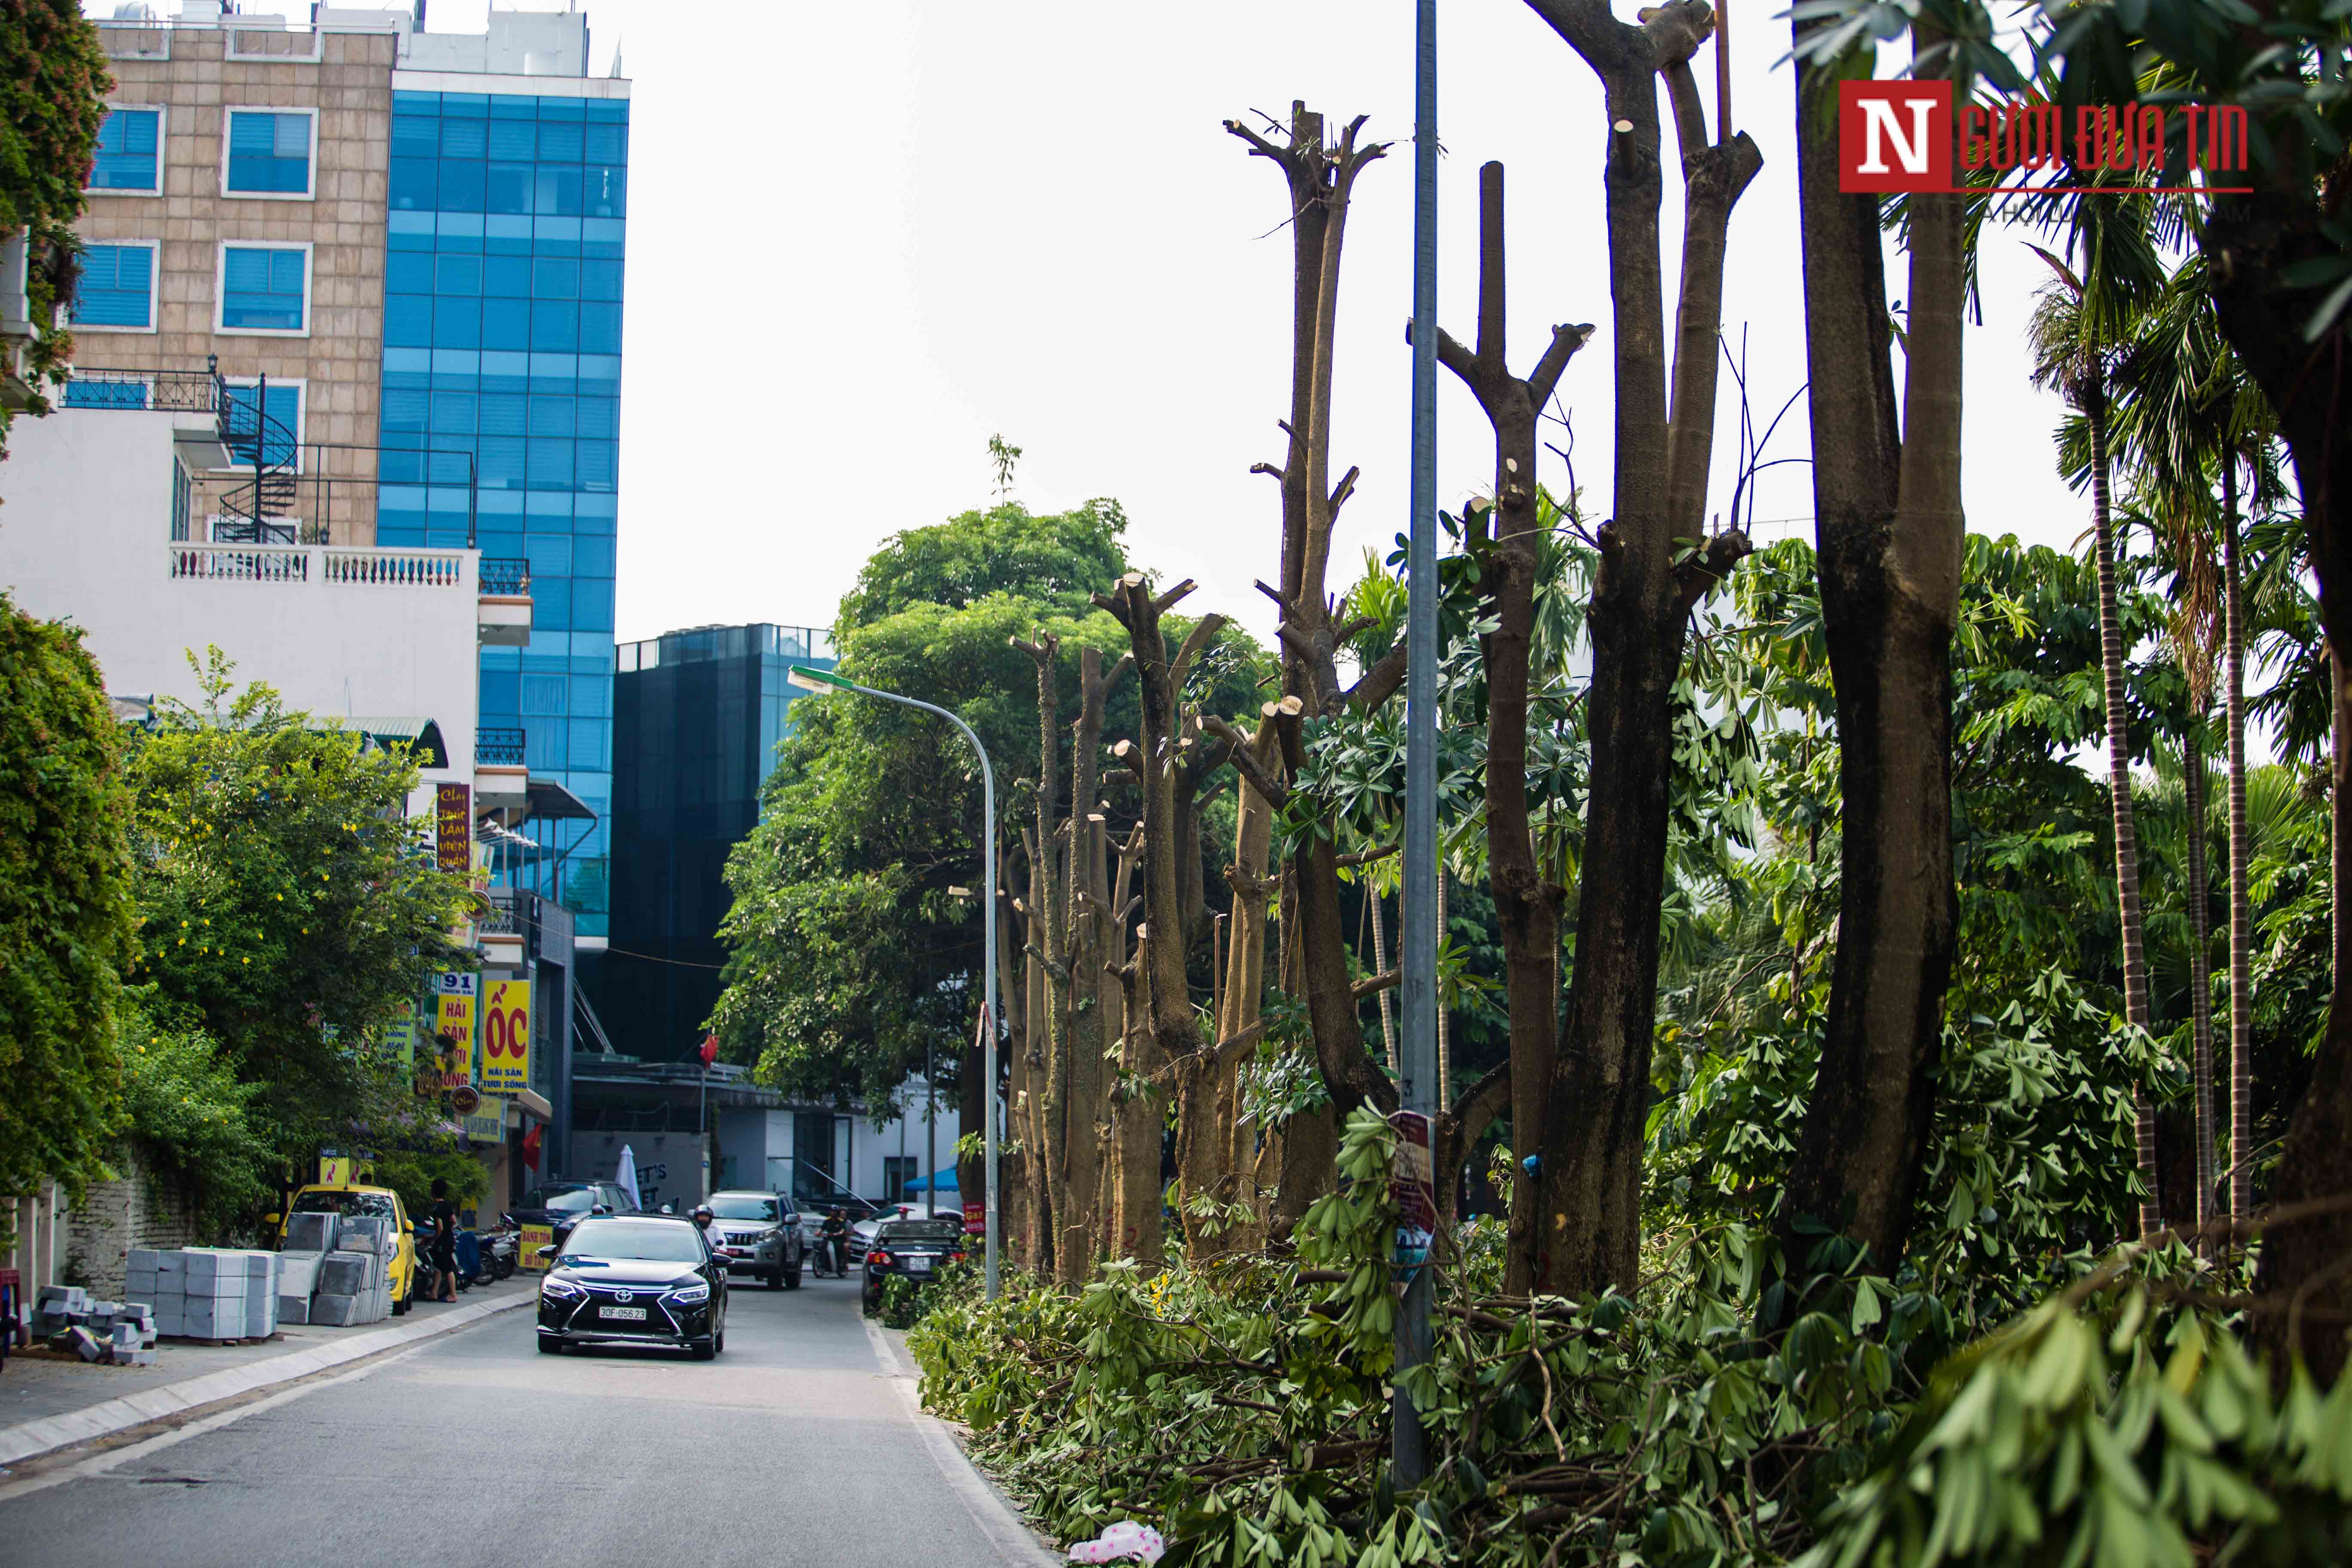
(521, 1122), (542, 1172)
(698, 1032), (719, 1067)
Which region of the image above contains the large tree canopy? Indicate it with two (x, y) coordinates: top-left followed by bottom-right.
(710, 501), (1268, 1114)
(0, 594), (137, 1207)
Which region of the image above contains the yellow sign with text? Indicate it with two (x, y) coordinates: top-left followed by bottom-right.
(481, 980), (531, 1093)
(519, 1222), (554, 1271)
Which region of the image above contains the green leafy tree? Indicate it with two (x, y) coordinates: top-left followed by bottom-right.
(116, 997), (273, 1234)
(711, 503), (1267, 1116)
(0, 593), (136, 1211)
(125, 652), (475, 1170)
(0, 0), (113, 449)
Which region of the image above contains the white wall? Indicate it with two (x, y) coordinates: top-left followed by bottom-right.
(0, 407), (480, 812)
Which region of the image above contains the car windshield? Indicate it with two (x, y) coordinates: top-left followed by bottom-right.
(879, 1219), (964, 1244)
(520, 1185), (597, 1213)
(707, 1196), (778, 1221)
(559, 1219), (708, 1264)
(292, 1190), (397, 1219)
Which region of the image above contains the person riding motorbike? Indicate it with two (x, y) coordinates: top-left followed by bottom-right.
(816, 1207), (850, 1277)
(692, 1204), (729, 1264)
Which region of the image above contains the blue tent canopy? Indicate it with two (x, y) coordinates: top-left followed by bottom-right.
(902, 1168), (959, 1193)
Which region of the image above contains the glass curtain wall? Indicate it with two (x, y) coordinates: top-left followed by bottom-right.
(378, 88), (627, 934)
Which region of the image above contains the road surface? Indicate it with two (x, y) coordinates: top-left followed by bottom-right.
(0, 1270), (1049, 1568)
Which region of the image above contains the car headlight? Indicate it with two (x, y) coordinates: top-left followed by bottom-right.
(756, 1226), (781, 1242)
(668, 1282), (710, 1305)
(540, 1277), (585, 1302)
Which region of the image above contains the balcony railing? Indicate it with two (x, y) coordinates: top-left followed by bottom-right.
(170, 543), (309, 582)
(167, 543), (470, 588)
(479, 557), (532, 597)
(322, 548), (466, 588)
(63, 367), (219, 413)
(477, 728), (527, 768)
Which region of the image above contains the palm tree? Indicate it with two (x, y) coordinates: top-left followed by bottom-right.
(2028, 239), (2166, 1238)
(2106, 254), (2287, 1235)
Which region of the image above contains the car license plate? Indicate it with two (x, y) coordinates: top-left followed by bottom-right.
(907, 1256), (932, 1274)
(600, 1305), (647, 1320)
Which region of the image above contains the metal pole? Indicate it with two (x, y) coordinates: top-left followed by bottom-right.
(1395, 0), (1441, 1490)
(925, 1034), (936, 1219)
(793, 670), (1001, 1300)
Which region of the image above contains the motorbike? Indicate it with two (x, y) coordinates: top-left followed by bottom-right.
(811, 1230), (850, 1278)
(483, 1219), (519, 1281)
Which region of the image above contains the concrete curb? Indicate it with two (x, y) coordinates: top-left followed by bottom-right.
(862, 1313), (1061, 1567)
(0, 1288), (531, 1467)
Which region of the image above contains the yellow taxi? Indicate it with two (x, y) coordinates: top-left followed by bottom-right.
(266, 1184), (425, 1314)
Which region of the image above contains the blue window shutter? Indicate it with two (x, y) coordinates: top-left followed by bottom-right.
(269, 250), (305, 294)
(89, 109), (161, 190)
(75, 244), (153, 328)
(224, 248), (268, 292)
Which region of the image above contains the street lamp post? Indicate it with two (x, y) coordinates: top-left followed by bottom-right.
(789, 664), (1001, 1299)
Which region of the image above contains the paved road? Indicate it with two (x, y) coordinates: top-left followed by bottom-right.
(0, 1271), (1049, 1568)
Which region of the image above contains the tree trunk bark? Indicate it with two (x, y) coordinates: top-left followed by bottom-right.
(2222, 462), (2256, 1235)
(2184, 729), (2217, 1234)
(1524, 0), (1759, 1295)
(2085, 402), (2165, 1237)
(1214, 706), (1283, 1246)
(1776, 24), (1963, 1276)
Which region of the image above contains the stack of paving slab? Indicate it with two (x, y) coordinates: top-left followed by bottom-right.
(31, 1286), (159, 1362)
(276, 1210), (337, 1325)
(312, 1215), (394, 1327)
(127, 1247), (281, 1342)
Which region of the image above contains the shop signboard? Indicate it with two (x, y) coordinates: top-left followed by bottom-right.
(435, 782), (471, 874)
(462, 1095), (505, 1145)
(518, 1222), (554, 1270)
(432, 972), (476, 1089)
(481, 978), (531, 1093)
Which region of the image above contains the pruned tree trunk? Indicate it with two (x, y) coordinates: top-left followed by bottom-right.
(2221, 462), (2256, 1234)
(1432, 158), (1592, 1294)
(1050, 644), (1130, 1282)
(2083, 399), (2166, 1237)
(1229, 103), (1408, 1131)
(1524, 0), (1758, 1295)
(1110, 829), (1165, 1268)
(1001, 858), (1041, 1273)
(1213, 704), (1285, 1248)
(1776, 18), (1964, 1277)
(1099, 574), (1229, 1255)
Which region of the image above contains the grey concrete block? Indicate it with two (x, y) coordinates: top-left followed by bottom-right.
(283, 1212), (337, 1254)
(277, 1295), (310, 1325)
(127, 1247), (166, 1273)
(312, 1293), (360, 1326)
(155, 1251), (186, 1274)
(279, 1253), (322, 1297)
(35, 1285), (87, 1311)
(317, 1254), (370, 1296)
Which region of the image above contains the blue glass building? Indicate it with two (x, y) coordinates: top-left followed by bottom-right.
(377, 86), (626, 934)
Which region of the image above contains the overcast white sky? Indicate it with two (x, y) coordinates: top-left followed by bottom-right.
(374, 3), (2087, 645)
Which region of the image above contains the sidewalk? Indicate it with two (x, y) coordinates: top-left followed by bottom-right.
(0, 1277), (533, 1467)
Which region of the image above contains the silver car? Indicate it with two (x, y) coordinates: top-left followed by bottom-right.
(703, 1191), (804, 1290)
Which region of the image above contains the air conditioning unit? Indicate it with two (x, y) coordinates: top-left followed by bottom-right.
(0, 230), (32, 336)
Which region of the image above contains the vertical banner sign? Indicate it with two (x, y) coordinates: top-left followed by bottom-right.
(432, 971), (477, 1089)
(1387, 1110), (1436, 1298)
(518, 1222), (554, 1271)
(481, 978), (531, 1092)
(435, 781), (471, 874)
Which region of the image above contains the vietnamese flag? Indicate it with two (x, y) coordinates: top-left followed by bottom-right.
(521, 1122), (542, 1171)
(698, 1032), (719, 1067)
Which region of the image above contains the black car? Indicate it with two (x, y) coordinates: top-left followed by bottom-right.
(861, 1216), (968, 1314)
(535, 1214), (728, 1360)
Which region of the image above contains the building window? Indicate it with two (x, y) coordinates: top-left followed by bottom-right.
(223, 109), (315, 197)
(74, 242), (158, 330)
(221, 381), (302, 469)
(883, 1156), (918, 1206)
(88, 107), (162, 194)
(217, 243), (309, 334)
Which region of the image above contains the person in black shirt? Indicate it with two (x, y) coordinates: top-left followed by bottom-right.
(818, 1207), (849, 1276)
(428, 1178), (459, 1303)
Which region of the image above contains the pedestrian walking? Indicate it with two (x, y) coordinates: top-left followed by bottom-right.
(429, 1178), (459, 1303)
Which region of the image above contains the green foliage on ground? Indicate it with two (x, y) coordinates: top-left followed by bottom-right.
(914, 1111), (2350, 1568)
(0, 594), (138, 1212)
